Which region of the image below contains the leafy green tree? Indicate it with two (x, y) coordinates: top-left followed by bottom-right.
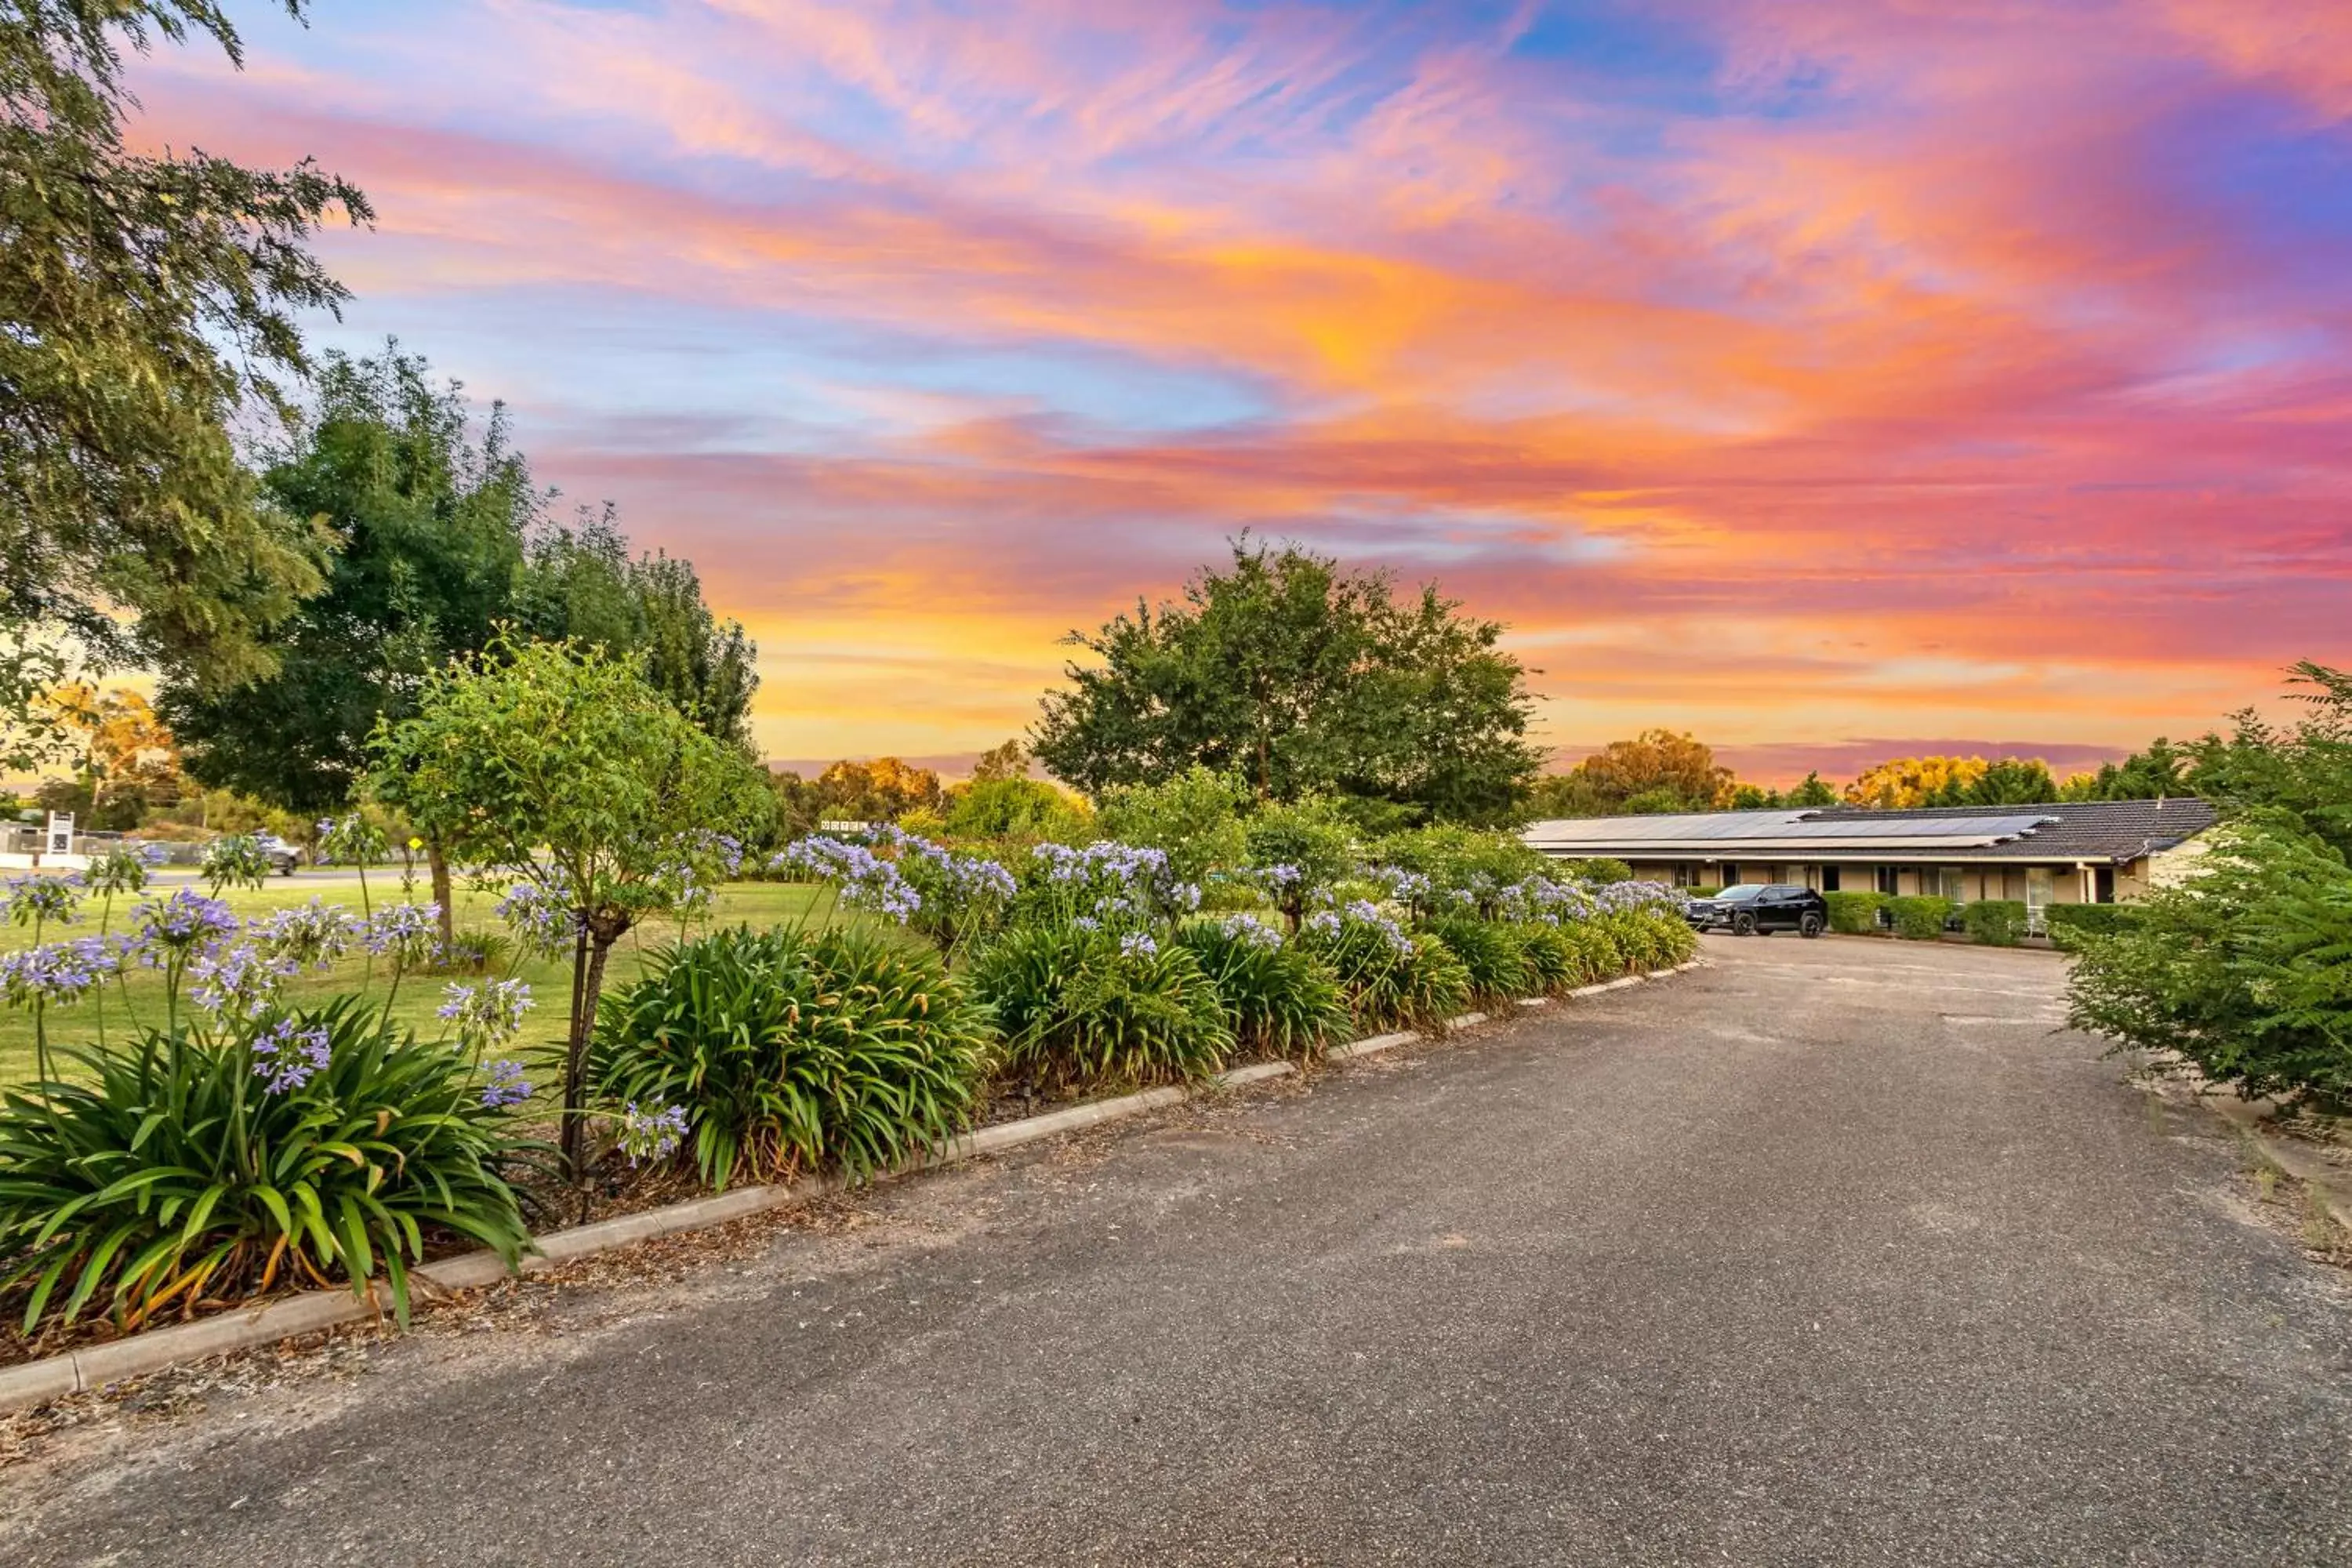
(970, 738), (1029, 781)
(157, 347), (532, 932)
(2060, 738), (2202, 802)
(512, 507), (758, 749)
(2, 1), (367, 687)
(1784, 771), (1839, 808)
(1032, 539), (1541, 824)
(1096, 766), (1250, 883)
(2195, 662), (2352, 857)
(1728, 783), (1782, 811)
(1242, 797), (1359, 929)
(1961, 757), (2060, 807)
(370, 636), (770, 1174)
(938, 778), (1090, 843)
(1545, 731), (1730, 815)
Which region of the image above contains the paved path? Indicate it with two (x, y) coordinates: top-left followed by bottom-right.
(7, 938), (2349, 1565)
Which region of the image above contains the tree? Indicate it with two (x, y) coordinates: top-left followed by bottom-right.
(1548, 730), (1732, 815)
(938, 778), (1090, 843)
(1728, 783), (1783, 811)
(1785, 771), (1839, 808)
(1960, 757), (2059, 806)
(804, 757), (943, 823)
(43, 681), (183, 826)
(1031, 539), (1541, 824)
(512, 506), (759, 750)
(2, 1), (368, 688)
(970, 738), (1029, 782)
(370, 636), (769, 1175)
(2194, 662), (2352, 858)
(1842, 755), (1987, 809)
(2060, 738), (2202, 802)
(158, 347), (533, 935)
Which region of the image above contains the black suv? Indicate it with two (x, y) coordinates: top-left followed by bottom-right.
(1686, 884), (1828, 937)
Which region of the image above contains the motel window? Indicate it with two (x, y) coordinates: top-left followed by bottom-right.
(1938, 867), (1965, 906)
(1719, 863), (1740, 888)
(1875, 866), (1900, 896)
(1820, 866), (1841, 893)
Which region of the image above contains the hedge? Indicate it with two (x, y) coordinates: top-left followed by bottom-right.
(2047, 903), (2147, 943)
(1822, 891), (1888, 935)
(1686, 885), (1722, 899)
(1959, 899), (2028, 947)
(1886, 895), (1954, 940)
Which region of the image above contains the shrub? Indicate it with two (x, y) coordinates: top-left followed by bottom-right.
(1096, 768), (1251, 884)
(1599, 909), (1695, 971)
(1570, 857), (1635, 885)
(2047, 903), (2147, 942)
(1296, 904), (1471, 1029)
(1886, 896), (1955, 940)
(1685, 885), (1722, 899)
(1176, 914), (1348, 1059)
(1559, 921), (1626, 980)
(1959, 899), (2028, 947)
(971, 924), (1230, 1087)
(591, 926), (992, 1189)
(2065, 822), (2352, 1112)
(1823, 891), (1889, 935)
(0, 1000), (535, 1332)
(1425, 915), (1530, 1000)
(1512, 924), (1588, 993)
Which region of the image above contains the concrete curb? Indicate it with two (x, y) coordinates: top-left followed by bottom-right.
(2201, 1095), (2352, 1234)
(0, 961), (1698, 1414)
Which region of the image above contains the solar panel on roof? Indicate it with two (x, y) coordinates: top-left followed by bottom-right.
(1522, 810), (2058, 850)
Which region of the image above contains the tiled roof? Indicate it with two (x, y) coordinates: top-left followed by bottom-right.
(1805, 799), (2217, 860)
(1523, 797), (2218, 863)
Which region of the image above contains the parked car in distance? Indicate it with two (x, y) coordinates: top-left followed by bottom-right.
(1686, 883), (1828, 937)
(252, 833), (303, 877)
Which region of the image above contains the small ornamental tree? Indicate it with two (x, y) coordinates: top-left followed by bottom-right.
(370, 635), (769, 1173)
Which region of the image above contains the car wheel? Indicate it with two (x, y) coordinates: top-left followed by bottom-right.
(1799, 913), (1824, 938)
(1732, 911), (1757, 936)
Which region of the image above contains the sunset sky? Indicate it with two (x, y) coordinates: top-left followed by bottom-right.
(132, 0), (2351, 782)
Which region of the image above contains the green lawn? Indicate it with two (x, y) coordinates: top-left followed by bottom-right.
(0, 880), (840, 1087)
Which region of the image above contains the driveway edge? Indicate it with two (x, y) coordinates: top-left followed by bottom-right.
(0, 960), (1701, 1414)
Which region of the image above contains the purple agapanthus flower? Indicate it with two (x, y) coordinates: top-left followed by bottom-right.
(4, 873), (81, 927)
(249, 898), (362, 970)
(191, 942), (299, 1022)
(364, 902), (443, 967)
(252, 1018), (333, 1094)
(126, 887), (239, 964)
(619, 1101), (690, 1166)
(478, 1058), (532, 1110)
(1119, 931), (1158, 960)
(437, 978), (534, 1049)
(0, 937), (118, 1009)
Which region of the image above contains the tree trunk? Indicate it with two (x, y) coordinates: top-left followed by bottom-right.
(426, 839), (455, 947)
(559, 930), (616, 1179)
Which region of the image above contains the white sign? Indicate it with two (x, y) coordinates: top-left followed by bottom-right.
(45, 811), (74, 856)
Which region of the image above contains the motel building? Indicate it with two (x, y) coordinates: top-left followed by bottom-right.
(1521, 800), (2218, 927)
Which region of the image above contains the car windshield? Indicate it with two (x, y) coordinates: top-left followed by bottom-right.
(1714, 885), (1766, 901)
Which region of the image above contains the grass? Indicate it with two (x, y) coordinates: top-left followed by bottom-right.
(0, 879), (839, 1087)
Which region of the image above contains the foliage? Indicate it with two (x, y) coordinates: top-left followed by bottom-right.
(0, 997), (535, 1331)
(2064, 822), (2352, 1112)
(1559, 920), (1624, 980)
(1240, 796), (1359, 927)
(938, 776), (1092, 844)
(510, 506), (760, 749)
(873, 828), (1018, 958)
(1031, 537), (1542, 823)
(1512, 924), (1590, 993)
(971, 923), (1231, 1087)
(1535, 731), (1731, 816)
(1959, 899), (2028, 946)
(1842, 755), (2058, 809)
(2194, 662), (2352, 858)
(2059, 739), (2201, 802)
(42, 683), (185, 826)
(1295, 902), (1471, 1029)
(201, 833), (275, 895)
(1569, 857), (1635, 885)
(1601, 909), (1695, 971)
(1095, 766), (1250, 883)
(1015, 840), (1200, 933)
(1424, 915), (1529, 1001)
(2, 0), (366, 688)
(590, 925), (992, 1189)
(2045, 903), (2147, 941)
(1375, 824), (1549, 916)
(969, 739), (1029, 781)
(1886, 895), (1955, 940)
(1823, 891), (1889, 935)
(369, 634), (771, 1172)
(158, 348), (533, 815)
(1175, 915), (1348, 1060)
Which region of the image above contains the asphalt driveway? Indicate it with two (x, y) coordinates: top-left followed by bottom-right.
(5, 936), (2348, 1566)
